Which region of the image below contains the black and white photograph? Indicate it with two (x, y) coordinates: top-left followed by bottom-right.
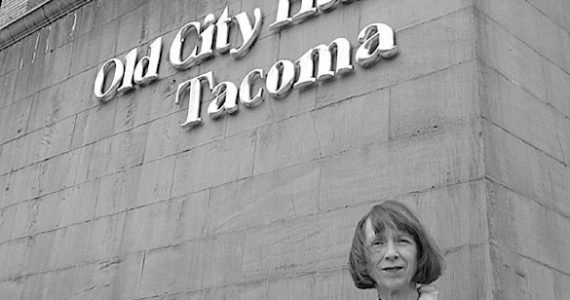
(0, 0), (569, 299)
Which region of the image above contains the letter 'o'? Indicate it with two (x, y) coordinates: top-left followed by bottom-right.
(94, 58), (125, 102)
(266, 60), (295, 98)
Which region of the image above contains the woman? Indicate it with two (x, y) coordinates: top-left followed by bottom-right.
(348, 200), (444, 300)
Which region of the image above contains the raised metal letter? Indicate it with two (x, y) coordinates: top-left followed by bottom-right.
(317, 0), (360, 11)
(117, 48), (137, 94)
(175, 72), (214, 128)
(294, 37), (353, 89)
(197, 14), (216, 61)
(170, 15), (217, 70)
(208, 81), (239, 119)
(94, 58), (124, 102)
(316, 0), (337, 11)
(134, 37), (162, 86)
(293, 0), (318, 22)
(266, 60), (295, 98)
(356, 23), (398, 68)
(215, 7), (232, 54)
(270, 0), (317, 30)
(169, 22), (202, 70)
(230, 8), (263, 58)
(239, 69), (265, 107)
(269, 0), (293, 30)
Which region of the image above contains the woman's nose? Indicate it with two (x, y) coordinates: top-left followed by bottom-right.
(384, 241), (399, 260)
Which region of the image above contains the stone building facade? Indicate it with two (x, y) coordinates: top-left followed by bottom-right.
(0, 0), (569, 299)
(0, 0), (43, 25)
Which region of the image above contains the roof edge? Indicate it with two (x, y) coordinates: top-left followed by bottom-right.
(0, 0), (93, 50)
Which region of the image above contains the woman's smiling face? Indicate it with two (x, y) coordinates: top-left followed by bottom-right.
(364, 218), (418, 292)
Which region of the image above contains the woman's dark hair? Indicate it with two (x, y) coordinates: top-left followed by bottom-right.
(348, 200), (444, 289)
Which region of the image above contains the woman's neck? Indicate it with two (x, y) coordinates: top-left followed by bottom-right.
(377, 284), (419, 300)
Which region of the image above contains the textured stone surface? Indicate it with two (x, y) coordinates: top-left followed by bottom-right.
(526, 0), (570, 33)
(481, 66), (567, 163)
(208, 162), (321, 235)
(487, 179), (570, 299)
(0, 71), (18, 108)
(318, 122), (483, 211)
(312, 88), (390, 157)
(543, 58), (570, 119)
(2, 164), (41, 205)
(483, 120), (570, 218)
(488, 181), (570, 273)
(491, 244), (570, 299)
(71, 100), (117, 148)
(390, 61), (478, 139)
(253, 113), (321, 175)
(68, 18), (119, 76)
(171, 130), (256, 197)
(0, 96), (32, 144)
(360, 0), (472, 31)
(479, 13), (547, 101)
(439, 243), (493, 299)
(476, 10), (570, 290)
(479, 0), (570, 74)
(175, 189), (211, 241)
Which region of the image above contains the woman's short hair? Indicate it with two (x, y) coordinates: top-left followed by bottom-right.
(348, 200), (444, 289)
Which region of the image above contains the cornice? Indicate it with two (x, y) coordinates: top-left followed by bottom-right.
(0, 0), (93, 50)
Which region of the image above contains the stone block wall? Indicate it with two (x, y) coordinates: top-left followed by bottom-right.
(476, 0), (570, 298)
(0, 0), (567, 299)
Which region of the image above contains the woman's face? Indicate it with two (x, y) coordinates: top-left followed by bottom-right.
(364, 218), (418, 292)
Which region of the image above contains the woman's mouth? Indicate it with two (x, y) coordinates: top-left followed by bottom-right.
(381, 266), (404, 272)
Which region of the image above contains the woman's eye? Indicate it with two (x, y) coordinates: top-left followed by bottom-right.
(372, 240), (384, 246)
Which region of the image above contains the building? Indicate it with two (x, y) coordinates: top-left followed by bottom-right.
(0, 0), (569, 299)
